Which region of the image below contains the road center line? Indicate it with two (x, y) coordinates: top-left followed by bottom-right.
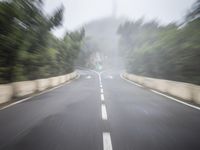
(101, 104), (108, 120)
(99, 75), (102, 82)
(101, 89), (104, 93)
(109, 75), (113, 79)
(101, 94), (105, 101)
(99, 74), (102, 85)
(100, 81), (102, 87)
(103, 132), (113, 150)
(86, 75), (92, 79)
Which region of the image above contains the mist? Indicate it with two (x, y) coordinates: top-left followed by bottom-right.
(44, 0), (195, 37)
(1, 0), (200, 149)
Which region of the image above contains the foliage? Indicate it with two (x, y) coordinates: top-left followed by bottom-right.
(118, 13), (200, 84)
(186, 0), (200, 21)
(0, 0), (84, 83)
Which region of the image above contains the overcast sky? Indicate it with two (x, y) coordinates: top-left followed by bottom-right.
(44, 0), (196, 37)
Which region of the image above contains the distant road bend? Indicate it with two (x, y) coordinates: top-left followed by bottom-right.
(0, 70), (200, 150)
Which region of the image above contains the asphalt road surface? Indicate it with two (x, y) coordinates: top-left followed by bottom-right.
(0, 70), (200, 150)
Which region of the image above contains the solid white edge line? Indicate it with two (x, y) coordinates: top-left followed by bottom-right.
(0, 74), (80, 111)
(120, 74), (143, 88)
(103, 132), (113, 150)
(120, 73), (200, 111)
(101, 94), (105, 101)
(150, 89), (200, 110)
(101, 104), (108, 120)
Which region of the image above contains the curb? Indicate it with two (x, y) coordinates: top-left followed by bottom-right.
(120, 73), (200, 111)
(0, 73), (80, 111)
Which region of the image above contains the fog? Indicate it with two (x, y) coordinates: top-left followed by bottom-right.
(1, 1), (200, 148)
(1, 0), (197, 84)
(43, 0), (197, 72)
(44, 0), (195, 37)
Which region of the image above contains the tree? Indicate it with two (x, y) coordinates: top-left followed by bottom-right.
(0, 0), (64, 83)
(186, 0), (200, 21)
(117, 17), (200, 84)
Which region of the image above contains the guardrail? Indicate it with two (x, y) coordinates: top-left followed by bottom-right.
(123, 73), (200, 105)
(0, 72), (77, 104)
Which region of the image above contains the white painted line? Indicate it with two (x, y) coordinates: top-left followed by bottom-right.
(99, 77), (102, 83)
(89, 70), (104, 89)
(86, 75), (92, 79)
(0, 84), (64, 111)
(120, 74), (143, 88)
(109, 75), (113, 79)
(133, 82), (142, 87)
(100, 84), (103, 88)
(0, 74), (80, 111)
(0, 97), (33, 110)
(150, 89), (200, 110)
(128, 80), (142, 87)
(99, 75), (102, 87)
(103, 132), (113, 150)
(121, 73), (200, 111)
(101, 89), (104, 93)
(99, 74), (102, 84)
(101, 94), (105, 101)
(101, 104), (108, 120)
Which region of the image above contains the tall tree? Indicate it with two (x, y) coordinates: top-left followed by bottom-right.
(0, 0), (64, 83)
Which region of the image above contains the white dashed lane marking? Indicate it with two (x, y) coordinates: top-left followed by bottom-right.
(101, 104), (108, 120)
(108, 75), (113, 79)
(101, 94), (105, 101)
(91, 70), (113, 150)
(103, 132), (113, 150)
(86, 75), (92, 79)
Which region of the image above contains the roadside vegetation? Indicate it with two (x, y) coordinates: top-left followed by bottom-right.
(118, 0), (200, 85)
(0, 0), (84, 84)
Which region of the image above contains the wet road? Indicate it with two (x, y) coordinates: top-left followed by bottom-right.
(0, 70), (200, 150)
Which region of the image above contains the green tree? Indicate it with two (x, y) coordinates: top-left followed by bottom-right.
(0, 0), (64, 83)
(118, 17), (200, 84)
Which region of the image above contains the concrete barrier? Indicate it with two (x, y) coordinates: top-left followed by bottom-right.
(60, 75), (66, 84)
(124, 73), (200, 104)
(12, 81), (37, 97)
(0, 84), (13, 104)
(72, 72), (77, 78)
(65, 74), (70, 82)
(68, 72), (75, 80)
(152, 79), (169, 93)
(165, 81), (192, 101)
(35, 79), (50, 92)
(0, 71), (77, 105)
(192, 85), (200, 105)
(49, 77), (60, 87)
(69, 73), (73, 80)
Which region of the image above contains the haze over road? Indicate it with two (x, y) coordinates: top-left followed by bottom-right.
(0, 70), (200, 150)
